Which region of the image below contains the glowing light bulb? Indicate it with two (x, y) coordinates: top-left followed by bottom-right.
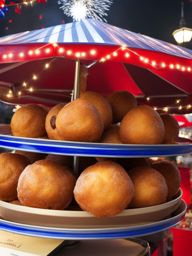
(32, 74), (38, 80)
(45, 48), (51, 54)
(113, 52), (118, 57)
(90, 49), (96, 56)
(161, 62), (166, 68)
(22, 82), (27, 87)
(169, 64), (174, 69)
(18, 91), (22, 96)
(45, 63), (50, 69)
(146, 97), (151, 102)
(121, 45), (127, 50)
(67, 50), (72, 55)
(140, 56), (144, 61)
(29, 87), (34, 92)
(2, 54), (7, 59)
(8, 53), (13, 58)
(28, 50), (34, 56)
(100, 58), (106, 62)
(144, 58), (149, 64)
(181, 66), (186, 72)
(106, 55), (111, 59)
(176, 64), (181, 70)
(187, 104), (192, 109)
(58, 47), (64, 54)
(163, 107), (169, 112)
(19, 52), (25, 58)
(176, 99), (181, 104)
(151, 61), (156, 67)
(125, 52), (130, 58)
(178, 105), (183, 110)
(187, 67), (191, 72)
(81, 52), (86, 57)
(35, 49), (40, 55)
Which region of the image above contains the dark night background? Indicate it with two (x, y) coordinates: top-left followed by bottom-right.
(0, 0), (192, 45)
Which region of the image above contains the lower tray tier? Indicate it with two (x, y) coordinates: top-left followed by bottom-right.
(0, 200), (186, 240)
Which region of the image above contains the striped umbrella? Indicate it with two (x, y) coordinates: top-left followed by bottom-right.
(0, 19), (191, 112)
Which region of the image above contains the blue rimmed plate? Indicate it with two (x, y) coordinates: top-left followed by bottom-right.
(0, 190), (183, 229)
(0, 200), (186, 240)
(0, 131), (191, 158)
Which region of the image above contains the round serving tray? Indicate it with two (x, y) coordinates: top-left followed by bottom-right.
(0, 190), (182, 228)
(0, 200), (186, 239)
(0, 132), (191, 158)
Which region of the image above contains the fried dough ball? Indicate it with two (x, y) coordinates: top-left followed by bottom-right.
(15, 150), (46, 163)
(129, 167), (168, 208)
(152, 160), (181, 199)
(100, 125), (122, 144)
(80, 91), (112, 129)
(108, 91), (137, 123)
(161, 114), (179, 144)
(11, 105), (47, 138)
(45, 103), (65, 140)
(74, 161), (134, 217)
(0, 153), (30, 201)
(56, 99), (104, 142)
(17, 160), (76, 210)
(120, 105), (165, 144)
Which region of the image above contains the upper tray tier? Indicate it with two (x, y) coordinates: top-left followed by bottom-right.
(0, 133), (192, 157)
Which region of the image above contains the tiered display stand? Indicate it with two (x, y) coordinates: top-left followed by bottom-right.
(0, 132), (189, 240)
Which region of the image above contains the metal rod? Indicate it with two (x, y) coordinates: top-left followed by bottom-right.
(73, 60), (81, 176)
(73, 59), (81, 100)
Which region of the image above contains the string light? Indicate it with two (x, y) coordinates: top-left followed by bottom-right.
(176, 99), (181, 104)
(179, 105), (183, 110)
(28, 87), (34, 92)
(32, 74), (38, 80)
(90, 49), (97, 56)
(45, 63), (50, 69)
(22, 82), (27, 87)
(163, 107), (169, 112)
(146, 97), (151, 102)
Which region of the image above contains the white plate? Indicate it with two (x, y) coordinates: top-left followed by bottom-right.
(0, 200), (187, 239)
(0, 190), (182, 229)
(0, 125), (191, 158)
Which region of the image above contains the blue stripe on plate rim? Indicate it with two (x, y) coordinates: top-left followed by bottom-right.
(0, 135), (192, 157)
(0, 134), (191, 158)
(0, 200), (186, 239)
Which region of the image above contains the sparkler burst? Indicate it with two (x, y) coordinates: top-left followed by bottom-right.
(58, 0), (113, 22)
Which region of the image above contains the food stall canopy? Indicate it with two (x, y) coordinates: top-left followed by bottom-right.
(0, 19), (191, 113)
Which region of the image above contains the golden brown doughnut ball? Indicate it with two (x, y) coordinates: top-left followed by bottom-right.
(45, 103), (65, 140)
(108, 91), (137, 123)
(11, 105), (47, 138)
(74, 161), (134, 217)
(161, 114), (179, 144)
(80, 91), (112, 129)
(17, 160), (76, 210)
(46, 154), (73, 168)
(0, 153), (30, 201)
(120, 105), (165, 144)
(100, 125), (122, 144)
(56, 99), (104, 142)
(15, 150), (46, 163)
(152, 160), (181, 200)
(129, 167), (168, 208)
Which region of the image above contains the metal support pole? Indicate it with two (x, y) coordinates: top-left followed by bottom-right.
(73, 59), (81, 100)
(73, 60), (81, 176)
